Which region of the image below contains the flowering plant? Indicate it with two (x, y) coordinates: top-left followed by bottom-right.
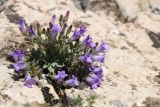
(8, 11), (109, 105)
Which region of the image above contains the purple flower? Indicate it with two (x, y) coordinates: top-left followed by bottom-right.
(85, 76), (97, 85)
(51, 24), (62, 39)
(96, 42), (109, 53)
(82, 35), (96, 48)
(94, 55), (105, 63)
(49, 15), (56, 29)
(54, 70), (68, 81)
(19, 19), (27, 32)
(24, 74), (38, 88)
(85, 73), (102, 89)
(12, 61), (26, 72)
(89, 66), (103, 75)
(64, 75), (79, 87)
(70, 26), (87, 40)
(27, 25), (36, 37)
(86, 73), (100, 83)
(9, 49), (25, 62)
(51, 15), (56, 24)
(80, 53), (93, 63)
(91, 83), (99, 89)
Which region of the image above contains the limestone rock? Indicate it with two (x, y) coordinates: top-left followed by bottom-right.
(115, 0), (150, 20)
(0, 66), (58, 107)
(0, 0), (160, 107)
(136, 12), (160, 33)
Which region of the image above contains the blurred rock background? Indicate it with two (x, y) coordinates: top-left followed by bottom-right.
(0, 0), (160, 107)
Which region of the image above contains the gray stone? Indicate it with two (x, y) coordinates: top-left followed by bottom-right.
(109, 100), (127, 107)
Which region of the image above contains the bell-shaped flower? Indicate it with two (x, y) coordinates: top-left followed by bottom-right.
(51, 15), (56, 24)
(49, 15), (56, 29)
(27, 25), (36, 37)
(85, 73), (102, 89)
(12, 61), (26, 72)
(94, 55), (105, 63)
(80, 53), (93, 63)
(91, 83), (100, 89)
(70, 26), (87, 41)
(24, 74), (38, 88)
(96, 42), (109, 53)
(9, 49), (25, 62)
(89, 66), (103, 75)
(51, 24), (62, 39)
(54, 70), (68, 81)
(82, 35), (96, 48)
(64, 75), (79, 87)
(19, 19), (27, 33)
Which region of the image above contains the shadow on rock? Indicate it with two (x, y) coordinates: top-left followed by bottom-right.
(5, 5), (22, 24)
(153, 72), (160, 84)
(0, 0), (8, 11)
(72, 0), (128, 22)
(0, 0), (22, 24)
(132, 97), (160, 107)
(41, 86), (60, 106)
(147, 31), (160, 48)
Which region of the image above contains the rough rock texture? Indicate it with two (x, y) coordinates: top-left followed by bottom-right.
(0, 0), (160, 107)
(115, 0), (150, 20)
(136, 12), (160, 33)
(0, 66), (47, 107)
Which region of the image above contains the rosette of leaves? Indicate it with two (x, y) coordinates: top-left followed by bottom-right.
(9, 11), (109, 98)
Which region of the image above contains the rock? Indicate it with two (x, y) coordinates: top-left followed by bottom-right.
(2, 84), (45, 104)
(143, 97), (160, 107)
(132, 97), (160, 107)
(0, 0), (160, 107)
(153, 73), (160, 84)
(115, 0), (150, 20)
(149, 0), (160, 10)
(147, 31), (160, 48)
(0, 65), (58, 107)
(109, 100), (127, 107)
(136, 12), (160, 33)
(131, 103), (140, 107)
(130, 84), (137, 90)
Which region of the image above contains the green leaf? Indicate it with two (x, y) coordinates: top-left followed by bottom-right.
(73, 94), (84, 107)
(47, 62), (64, 73)
(42, 63), (50, 69)
(51, 62), (64, 68)
(48, 64), (55, 73)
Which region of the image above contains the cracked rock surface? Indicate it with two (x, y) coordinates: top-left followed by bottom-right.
(0, 0), (160, 107)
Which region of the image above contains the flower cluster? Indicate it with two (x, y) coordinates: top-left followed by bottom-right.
(9, 49), (37, 88)
(79, 42), (108, 89)
(9, 49), (26, 73)
(9, 11), (109, 91)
